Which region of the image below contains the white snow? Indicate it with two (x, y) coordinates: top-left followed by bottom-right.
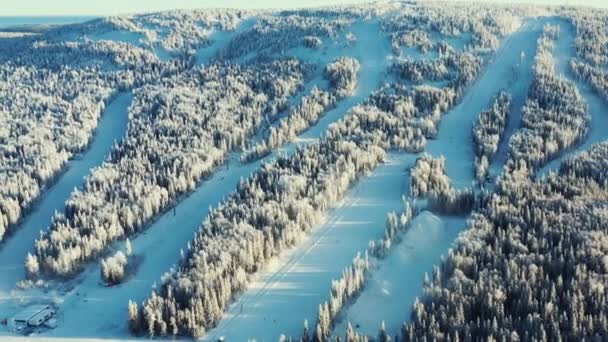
(488, 21), (543, 179)
(196, 18), (257, 65)
(536, 19), (608, 177)
(11, 25), (391, 336)
(297, 20), (391, 141)
(332, 212), (466, 337)
(331, 19), (547, 338)
(425, 19), (536, 189)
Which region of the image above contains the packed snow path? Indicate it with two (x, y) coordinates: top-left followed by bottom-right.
(333, 212), (465, 337)
(488, 20), (542, 179)
(0, 93), (131, 308)
(203, 153), (414, 342)
(425, 19), (538, 189)
(296, 20), (390, 142)
(196, 18), (257, 65)
(536, 19), (608, 177)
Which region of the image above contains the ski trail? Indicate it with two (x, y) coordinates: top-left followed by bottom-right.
(425, 20), (538, 190)
(489, 20), (542, 179)
(204, 194), (360, 342)
(196, 18), (257, 65)
(0, 93), (131, 295)
(202, 153), (412, 341)
(536, 18), (608, 177)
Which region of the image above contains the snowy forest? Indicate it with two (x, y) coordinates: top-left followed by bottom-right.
(0, 1), (608, 341)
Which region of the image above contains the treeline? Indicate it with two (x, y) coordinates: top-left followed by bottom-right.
(29, 59), (310, 278)
(382, 2), (521, 55)
(508, 24), (589, 172)
(242, 57), (360, 162)
(571, 60), (608, 102)
(54, 9), (253, 55)
(391, 58), (451, 84)
(0, 64), (119, 242)
(410, 154), (451, 197)
(568, 10), (608, 67)
(472, 91), (512, 181)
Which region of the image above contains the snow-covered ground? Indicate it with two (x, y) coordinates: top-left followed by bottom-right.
(488, 21), (543, 179)
(203, 153), (414, 341)
(536, 19), (608, 177)
(329, 19), (547, 338)
(41, 153), (263, 338)
(4, 9), (606, 342)
(0, 93), (131, 326)
(332, 212), (466, 337)
(198, 18), (542, 342)
(424, 19), (534, 189)
(295, 20), (391, 142)
(195, 18), (257, 65)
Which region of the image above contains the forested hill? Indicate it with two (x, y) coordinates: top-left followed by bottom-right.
(0, 2), (607, 341)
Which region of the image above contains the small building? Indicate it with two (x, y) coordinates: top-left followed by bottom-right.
(28, 308), (54, 327)
(11, 305), (55, 328)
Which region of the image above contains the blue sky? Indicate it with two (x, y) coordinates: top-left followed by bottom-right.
(1, 0), (606, 16)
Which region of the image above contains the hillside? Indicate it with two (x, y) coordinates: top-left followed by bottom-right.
(0, 2), (607, 341)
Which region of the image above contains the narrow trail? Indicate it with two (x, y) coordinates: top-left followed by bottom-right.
(196, 18), (257, 65)
(425, 20), (541, 190)
(489, 20), (542, 179)
(536, 19), (608, 177)
(332, 213), (465, 337)
(0, 92), (131, 296)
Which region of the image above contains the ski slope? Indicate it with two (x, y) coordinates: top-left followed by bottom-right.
(203, 153), (414, 341)
(425, 19), (537, 189)
(0, 93), (131, 325)
(536, 19), (608, 177)
(332, 212), (465, 337)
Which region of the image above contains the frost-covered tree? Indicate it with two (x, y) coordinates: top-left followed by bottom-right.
(101, 251), (127, 285)
(472, 91), (512, 181)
